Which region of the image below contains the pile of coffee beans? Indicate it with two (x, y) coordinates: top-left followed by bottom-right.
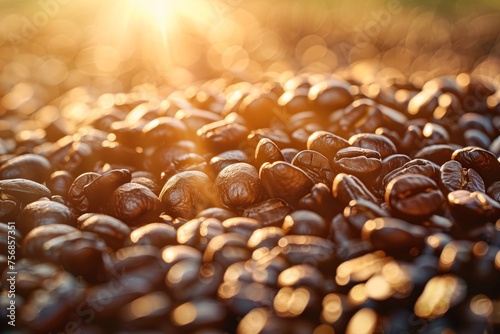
(1, 71), (499, 333)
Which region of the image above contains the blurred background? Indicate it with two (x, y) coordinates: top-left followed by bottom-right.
(0, 0), (499, 119)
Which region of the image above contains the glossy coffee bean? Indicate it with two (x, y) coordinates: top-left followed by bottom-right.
(67, 171), (101, 214)
(254, 138), (284, 168)
(0, 153), (51, 183)
(333, 147), (381, 183)
(0, 178), (51, 204)
(22, 223), (78, 260)
(177, 217), (225, 251)
(210, 150), (249, 176)
(282, 210), (328, 237)
(382, 158), (440, 189)
(440, 160), (485, 194)
(161, 152), (210, 181)
(141, 116), (187, 147)
(414, 144), (457, 166)
(386, 174), (445, 219)
(332, 173), (378, 206)
(242, 198), (293, 227)
(46, 170), (74, 197)
(292, 150), (334, 185)
(348, 133), (397, 159)
(16, 199), (76, 235)
(306, 130), (350, 159)
(197, 120), (249, 153)
(79, 214), (131, 250)
(127, 222), (177, 248)
(247, 226), (285, 250)
(160, 171), (215, 220)
(448, 190), (500, 224)
(486, 181), (500, 202)
(107, 183), (163, 226)
(203, 233), (251, 268)
(197, 207), (236, 221)
(277, 235), (335, 270)
(222, 217), (262, 239)
(215, 163), (263, 210)
(452, 147), (500, 186)
(247, 128), (292, 149)
(298, 182), (338, 220)
(260, 161), (314, 206)
(361, 217), (428, 255)
(308, 80), (353, 112)
(84, 169), (131, 212)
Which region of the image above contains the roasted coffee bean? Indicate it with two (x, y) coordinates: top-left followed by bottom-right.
(242, 198), (293, 227)
(22, 224), (78, 260)
(292, 150), (334, 185)
(255, 138), (284, 168)
(452, 147), (500, 186)
(0, 178), (51, 204)
(338, 99), (385, 134)
(214, 163), (263, 210)
(141, 116), (187, 147)
(197, 120), (249, 153)
(161, 152), (210, 181)
(197, 207), (237, 221)
(361, 217), (428, 255)
(414, 144), (457, 166)
(210, 150), (249, 176)
(46, 170), (74, 197)
(177, 217), (225, 251)
(16, 199), (75, 235)
(84, 169), (131, 212)
(298, 182), (338, 220)
(385, 174), (445, 219)
(277, 235), (335, 270)
(447, 190), (500, 224)
(161, 245), (204, 270)
(247, 226), (285, 250)
(279, 87), (312, 114)
(43, 231), (111, 283)
(440, 160), (485, 194)
(290, 122), (323, 151)
(174, 108), (222, 137)
(307, 130), (350, 159)
(113, 245), (168, 285)
(80, 214), (131, 250)
(131, 175), (161, 195)
(203, 233), (251, 268)
(67, 171), (101, 214)
(223, 217), (262, 239)
(464, 129), (491, 148)
(127, 222), (177, 248)
(145, 140), (196, 174)
(237, 93), (282, 129)
(332, 173), (378, 206)
(107, 183), (163, 226)
(486, 181), (500, 202)
(348, 133), (397, 159)
(333, 147), (381, 183)
(382, 158), (441, 189)
(117, 291), (173, 329)
(247, 128), (292, 149)
(308, 79), (353, 112)
(160, 171), (215, 220)
(282, 210), (328, 237)
(260, 161), (314, 206)
(0, 153), (51, 183)
(281, 147), (299, 163)
(343, 199), (390, 231)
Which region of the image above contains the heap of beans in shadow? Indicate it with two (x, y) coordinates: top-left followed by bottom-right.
(0, 72), (500, 333)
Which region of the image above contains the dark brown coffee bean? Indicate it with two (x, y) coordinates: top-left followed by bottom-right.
(448, 190), (500, 224)
(333, 147), (381, 183)
(210, 150), (249, 176)
(343, 198), (390, 231)
(452, 147), (500, 186)
(348, 133), (397, 159)
(486, 181), (500, 202)
(22, 224), (78, 260)
(242, 198), (293, 227)
(385, 174), (445, 219)
(279, 87), (312, 115)
(464, 129), (491, 149)
(361, 217), (428, 255)
(222, 217), (262, 239)
(127, 222), (177, 248)
(277, 235), (335, 270)
(281, 148), (299, 163)
(197, 207), (236, 221)
(84, 169), (131, 212)
(67, 172), (100, 214)
(260, 161), (314, 206)
(197, 120), (249, 153)
(160, 171), (215, 220)
(247, 128), (292, 149)
(307, 130), (350, 159)
(440, 160), (485, 194)
(107, 183), (163, 226)
(0, 153), (51, 183)
(145, 140), (196, 174)
(338, 99), (385, 134)
(255, 138), (284, 168)
(0, 178), (51, 204)
(292, 150), (334, 185)
(414, 144), (456, 166)
(298, 182), (338, 220)
(80, 214), (131, 250)
(16, 199), (76, 235)
(174, 108), (222, 137)
(214, 163), (263, 210)
(161, 152), (210, 181)
(282, 210), (328, 237)
(177, 217), (225, 251)
(131, 175), (161, 195)
(203, 233), (250, 268)
(382, 158), (441, 189)
(46, 170), (74, 197)
(237, 93), (282, 129)
(118, 291), (173, 329)
(247, 226), (285, 250)
(308, 80), (353, 112)
(161, 245), (203, 270)
(141, 116), (187, 147)
(332, 173), (378, 206)
(458, 113), (496, 139)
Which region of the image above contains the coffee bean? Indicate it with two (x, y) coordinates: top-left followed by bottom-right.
(0, 153), (51, 183)
(215, 163), (263, 210)
(292, 150), (334, 185)
(177, 217), (225, 251)
(16, 199), (76, 235)
(222, 217), (262, 239)
(298, 182), (338, 220)
(260, 161), (314, 207)
(242, 198), (293, 227)
(282, 210), (328, 237)
(385, 174), (445, 219)
(440, 160), (485, 194)
(333, 147), (381, 183)
(22, 224), (78, 260)
(255, 138), (284, 168)
(307, 130), (350, 159)
(203, 233), (251, 268)
(47, 170), (74, 197)
(414, 144), (456, 166)
(160, 171), (215, 220)
(486, 181), (500, 202)
(210, 150), (249, 176)
(80, 214), (131, 250)
(383, 158), (441, 189)
(84, 169), (132, 212)
(247, 226), (285, 250)
(0, 178), (51, 204)
(197, 120), (249, 153)
(308, 80), (353, 112)
(447, 190), (500, 224)
(452, 147), (500, 186)
(348, 133), (397, 159)
(141, 116), (187, 147)
(332, 173), (378, 206)
(67, 172), (101, 214)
